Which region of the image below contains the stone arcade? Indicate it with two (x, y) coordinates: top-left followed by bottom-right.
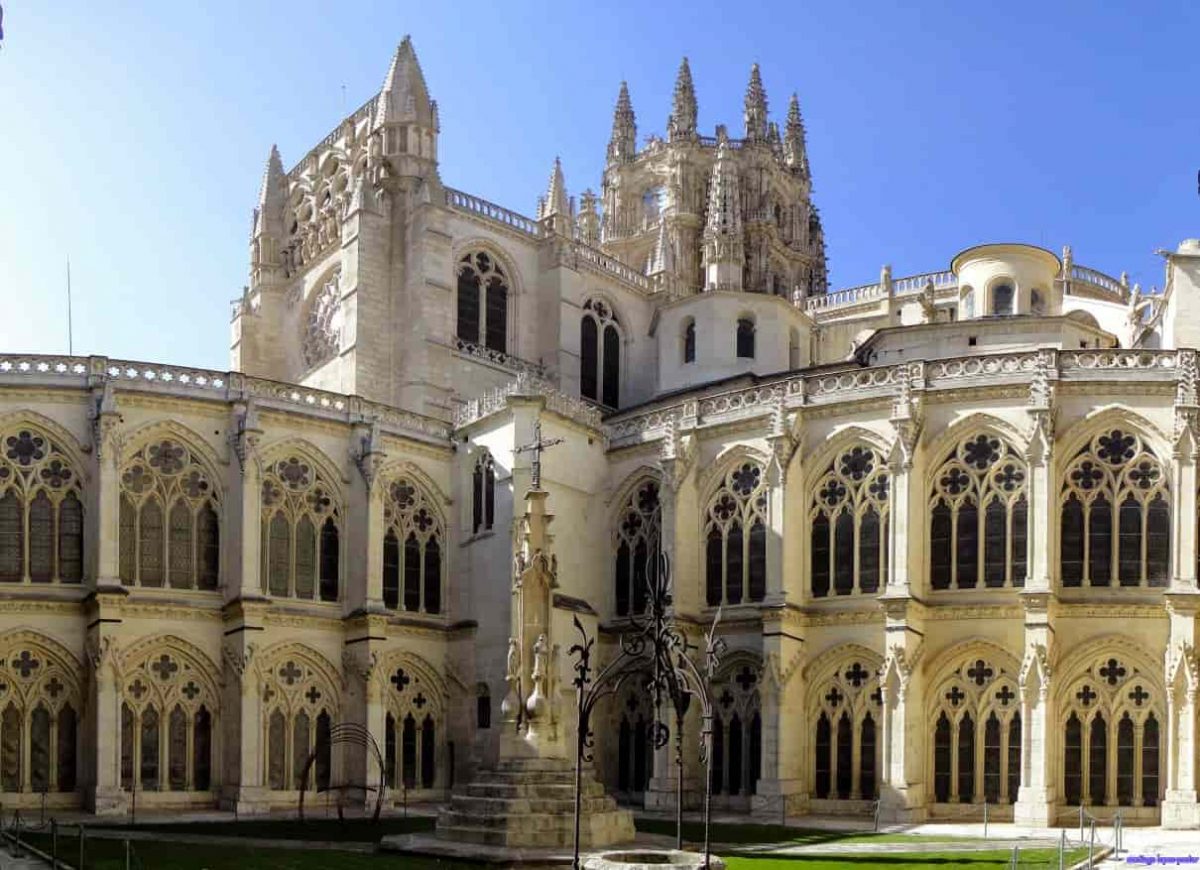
(2, 36), (1200, 831)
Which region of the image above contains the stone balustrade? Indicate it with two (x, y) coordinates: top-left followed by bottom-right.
(606, 347), (1182, 446)
(0, 355), (452, 444)
(445, 188), (546, 239)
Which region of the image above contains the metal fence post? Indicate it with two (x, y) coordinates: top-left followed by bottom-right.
(124, 838), (131, 870)
(1078, 804), (1084, 843)
(984, 799), (989, 838)
(79, 824), (86, 870)
(1059, 828), (1066, 869)
(51, 818), (58, 870)
(1088, 819), (1095, 868)
(1010, 844), (1018, 869)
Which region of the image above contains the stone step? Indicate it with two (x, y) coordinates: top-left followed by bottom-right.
(462, 781), (607, 799)
(434, 824), (570, 848)
(448, 794), (616, 816)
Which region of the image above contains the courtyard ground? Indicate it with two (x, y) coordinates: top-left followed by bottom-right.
(0, 806), (1153, 868)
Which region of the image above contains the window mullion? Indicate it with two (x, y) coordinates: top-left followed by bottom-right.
(22, 498), (30, 584)
(852, 504), (861, 596)
(1110, 494), (1119, 587)
(1140, 499), (1148, 588)
(949, 506), (959, 590)
(1082, 501), (1091, 587)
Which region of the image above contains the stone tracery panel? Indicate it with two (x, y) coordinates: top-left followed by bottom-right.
(705, 461), (767, 607)
(119, 435), (220, 589)
(809, 444), (889, 598)
(260, 451), (342, 601)
(0, 423), (84, 584)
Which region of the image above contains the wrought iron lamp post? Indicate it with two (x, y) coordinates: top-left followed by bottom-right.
(569, 551), (725, 870)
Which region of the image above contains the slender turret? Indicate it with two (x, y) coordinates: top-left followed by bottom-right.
(703, 139), (744, 291)
(372, 36), (439, 175)
(537, 157), (572, 235)
(607, 82), (637, 163)
(667, 58), (698, 141)
(250, 145), (286, 288)
(784, 93), (810, 179)
(744, 63), (768, 141)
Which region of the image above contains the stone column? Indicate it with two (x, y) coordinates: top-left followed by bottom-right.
(84, 611), (125, 814)
(1163, 594), (1200, 827)
(878, 374), (927, 822)
(219, 601), (270, 814)
(224, 399), (264, 601)
(342, 614), (389, 808)
(87, 373), (121, 589)
(349, 417), (387, 612)
(1014, 374), (1059, 825)
(752, 612), (805, 817)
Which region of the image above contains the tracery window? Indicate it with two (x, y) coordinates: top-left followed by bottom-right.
(263, 654), (334, 792)
(1060, 429), (1169, 588)
(705, 463), (767, 606)
(615, 688), (654, 796)
(614, 480), (661, 618)
(381, 662), (443, 791)
(456, 252), (509, 355)
(1060, 655), (1160, 807)
(581, 299), (621, 409)
(0, 637), (80, 794)
(928, 656), (1021, 804)
(302, 270), (341, 370)
(119, 439), (219, 589)
(711, 663), (761, 799)
(0, 427), (83, 584)
(929, 434), (1028, 590)
(810, 446), (889, 598)
(118, 645), (216, 793)
(260, 455), (341, 601)
(382, 478), (443, 614)
(471, 453), (495, 535)
(736, 318), (755, 359)
(811, 657), (881, 801)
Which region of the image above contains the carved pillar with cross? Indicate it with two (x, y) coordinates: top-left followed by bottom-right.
(220, 600), (271, 814)
(502, 408), (565, 759)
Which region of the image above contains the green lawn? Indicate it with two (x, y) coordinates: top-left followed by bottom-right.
(17, 833), (466, 870)
(635, 818), (971, 845)
(88, 815), (435, 843)
(723, 850), (1091, 869)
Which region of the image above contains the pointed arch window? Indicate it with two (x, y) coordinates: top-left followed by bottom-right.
(456, 252), (509, 355)
(1060, 429), (1168, 588)
(119, 439), (219, 590)
(928, 657), (1020, 804)
(710, 665), (761, 797)
(472, 453), (496, 534)
(614, 480), (661, 617)
(811, 658), (882, 801)
(810, 446), (890, 598)
(929, 434), (1028, 590)
(0, 427), (85, 584)
(704, 463), (768, 606)
(580, 299), (621, 409)
(382, 662), (445, 791)
(383, 478), (444, 614)
(736, 318), (755, 359)
(260, 657), (336, 792)
(1060, 657), (1161, 807)
(259, 455), (341, 601)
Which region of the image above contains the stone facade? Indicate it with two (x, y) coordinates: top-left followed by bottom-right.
(4, 35), (1200, 830)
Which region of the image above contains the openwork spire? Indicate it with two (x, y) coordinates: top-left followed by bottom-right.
(667, 57), (697, 141)
(705, 140), (742, 238)
(743, 63), (768, 140)
(784, 93), (810, 177)
(649, 217), (675, 275)
(607, 81), (637, 163)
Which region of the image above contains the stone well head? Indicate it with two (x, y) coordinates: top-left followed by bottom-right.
(583, 850), (726, 870)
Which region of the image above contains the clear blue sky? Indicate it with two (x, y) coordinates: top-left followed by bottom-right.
(1, 1), (1196, 370)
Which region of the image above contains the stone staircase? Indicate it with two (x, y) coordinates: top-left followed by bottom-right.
(436, 757), (635, 848)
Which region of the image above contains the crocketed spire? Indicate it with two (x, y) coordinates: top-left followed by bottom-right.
(253, 144), (286, 238)
(784, 92), (810, 177)
(607, 81), (637, 163)
(744, 63), (768, 140)
(537, 157), (572, 235)
(374, 35), (435, 129)
(667, 57), (697, 141)
(702, 138), (745, 291)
